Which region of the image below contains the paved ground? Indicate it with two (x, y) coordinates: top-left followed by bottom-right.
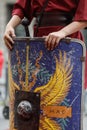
(0, 106), (9, 130)
(0, 118), (9, 130)
(0, 106), (87, 130)
(83, 116), (87, 130)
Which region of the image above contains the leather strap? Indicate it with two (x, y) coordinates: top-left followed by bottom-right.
(35, 0), (49, 36)
(36, 12), (73, 26)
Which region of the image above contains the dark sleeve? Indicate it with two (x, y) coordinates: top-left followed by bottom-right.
(12, 0), (32, 20)
(74, 0), (87, 21)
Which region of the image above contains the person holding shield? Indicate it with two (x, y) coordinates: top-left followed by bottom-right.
(4, 0), (87, 50)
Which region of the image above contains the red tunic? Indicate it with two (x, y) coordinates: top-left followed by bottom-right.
(12, 0), (87, 89)
(12, 0), (87, 38)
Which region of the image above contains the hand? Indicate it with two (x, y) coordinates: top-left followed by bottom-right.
(45, 31), (66, 50)
(4, 25), (16, 50)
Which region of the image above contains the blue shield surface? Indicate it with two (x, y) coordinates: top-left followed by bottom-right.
(9, 37), (86, 130)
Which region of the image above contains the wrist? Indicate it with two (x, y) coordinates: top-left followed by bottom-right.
(7, 15), (21, 29)
(6, 23), (13, 28)
(60, 29), (68, 37)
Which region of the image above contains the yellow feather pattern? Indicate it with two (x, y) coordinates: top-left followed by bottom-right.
(35, 51), (73, 106)
(8, 50), (73, 130)
(40, 117), (62, 130)
(8, 62), (18, 130)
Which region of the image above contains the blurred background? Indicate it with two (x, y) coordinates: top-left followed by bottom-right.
(0, 0), (87, 130)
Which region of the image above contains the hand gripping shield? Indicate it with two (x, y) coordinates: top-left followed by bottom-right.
(8, 37), (86, 130)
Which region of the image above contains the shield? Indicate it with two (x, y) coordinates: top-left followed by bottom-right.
(8, 37), (86, 130)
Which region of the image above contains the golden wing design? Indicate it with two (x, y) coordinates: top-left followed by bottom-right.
(8, 61), (19, 130)
(8, 61), (20, 103)
(34, 51), (73, 106)
(39, 117), (62, 130)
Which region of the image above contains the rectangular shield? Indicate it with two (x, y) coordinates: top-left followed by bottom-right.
(9, 37), (86, 130)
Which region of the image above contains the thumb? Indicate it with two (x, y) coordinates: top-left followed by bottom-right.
(11, 29), (16, 37)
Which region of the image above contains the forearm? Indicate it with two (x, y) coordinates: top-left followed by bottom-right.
(6, 15), (22, 28)
(60, 21), (87, 37)
(4, 15), (22, 50)
(45, 21), (87, 50)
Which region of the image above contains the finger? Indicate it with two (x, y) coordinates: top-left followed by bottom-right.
(46, 35), (54, 50)
(11, 29), (16, 37)
(5, 34), (14, 44)
(55, 37), (61, 47)
(8, 35), (14, 44)
(5, 41), (13, 50)
(4, 39), (13, 50)
(50, 37), (57, 50)
(45, 36), (49, 48)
